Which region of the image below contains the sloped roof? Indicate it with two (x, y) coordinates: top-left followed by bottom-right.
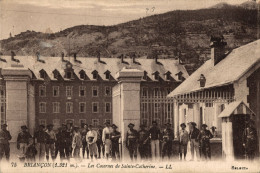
(168, 39), (260, 97)
(0, 56), (188, 81)
(218, 101), (255, 118)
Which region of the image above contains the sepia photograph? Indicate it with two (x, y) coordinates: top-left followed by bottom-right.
(0, 0), (259, 172)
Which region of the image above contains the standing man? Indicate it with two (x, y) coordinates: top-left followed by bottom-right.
(198, 124), (213, 161)
(110, 124), (121, 161)
(0, 124), (12, 162)
(148, 121), (161, 161)
(96, 125), (104, 159)
(126, 123), (138, 161)
(242, 119), (258, 160)
(102, 122), (112, 160)
(86, 124), (98, 161)
(161, 123), (174, 160)
(45, 124), (56, 162)
(34, 124), (47, 161)
(17, 125), (32, 161)
(65, 123), (73, 161)
(188, 122), (200, 161)
(72, 126), (82, 161)
(81, 124), (89, 159)
(58, 124), (68, 161)
(138, 124), (149, 160)
(178, 123), (189, 161)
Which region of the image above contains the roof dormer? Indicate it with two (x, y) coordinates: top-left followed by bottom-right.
(39, 69), (47, 79)
(53, 69), (60, 79)
(64, 62), (74, 79)
(152, 71), (160, 81)
(164, 71), (171, 81)
(92, 70), (98, 80)
(79, 70), (86, 80)
(104, 70), (111, 80)
(143, 71), (148, 80)
(175, 71), (185, 81)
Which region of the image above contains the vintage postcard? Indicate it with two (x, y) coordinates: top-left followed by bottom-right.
(0, 0), (259, 172)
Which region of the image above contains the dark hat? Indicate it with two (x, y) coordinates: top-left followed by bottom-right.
(189, 122), (196, 127)
(128, 123), (135, 128)
(21, 125), (28, 129)
(180, 123), (186, 128)
(201, 124), (207, 128)
(39, 124), (45, 128)
(165, 122), (171, 126)
(210, 126), (216, 129)
(111, 124), (118, 129)
(88, 124), (93, 127)
(47, 124), (54, 128)
(104, 121), (110, 125)
(152, 121), (157, 125)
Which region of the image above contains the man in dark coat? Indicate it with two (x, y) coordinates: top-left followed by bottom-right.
(242, 119), (258, 160)
(110, 124), (121, 161)
(161, 123), (174, 160)
(34, 124), (48, 161)
(138, 124), (149, 160)
(198, 124), (213, 160)
(96, 125), (104, 159)
(80, 123), (89, 159)
(17, 125), (32, 161)
(148, 121), (161, 161)
(57, 124), (67, 160)
(188, 122), (200, 161)
(0, 124), (12, 162)
(126, 123), (138, 161)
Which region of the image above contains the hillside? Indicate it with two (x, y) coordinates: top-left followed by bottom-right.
(0, 3), (259, 73)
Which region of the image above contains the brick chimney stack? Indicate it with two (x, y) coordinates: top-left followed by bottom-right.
(210, 35), (227, 66)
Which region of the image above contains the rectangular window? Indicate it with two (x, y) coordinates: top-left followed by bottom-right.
(154, 88), (160, 97)
(92, 102), (99, 113)
(53, 86), (59, 97)
(39, 119), (46, 126)
(142, 87), (148, 97)
(105, 86), (111, 96)
(92, 119), (99, 127)
(79, 102), (86, 113)
(66, 86), (73, 97)
(39, 102), (46, 113)
(105, 73), (110, 80)
(39, 86), (46, 97)
(66, 102), (73, 113)
(53, 102), (60, 113)
(79, 86), (86, 97)
(105, 102), (111, 113)
(92, 86), (98, 97)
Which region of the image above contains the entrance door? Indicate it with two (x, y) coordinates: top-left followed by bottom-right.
(232, 114), (250, 160)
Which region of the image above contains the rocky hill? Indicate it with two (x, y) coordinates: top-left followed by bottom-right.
(0, 2), (259, 73)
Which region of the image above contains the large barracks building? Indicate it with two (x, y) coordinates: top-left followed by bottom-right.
(0, 54), (188, 142)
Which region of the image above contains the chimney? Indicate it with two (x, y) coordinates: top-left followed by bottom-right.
(198, 74), (206, 87)
(132, 54), (136, 63)
(155, 56), (158, 63)
(36, 52), (45, 63)
(97, 51), (101, 62)
(73, 53), (77, 61)
(11, 51), (20, 63)
(61, 52), (66, 62)
(210, 35), (227, 66)
(121, 54), (124, 63)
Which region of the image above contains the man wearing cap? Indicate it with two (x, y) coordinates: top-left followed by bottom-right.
(102, 122), (112, 159)
(81, 123), (89, 159)
(17, 125), (32, 160)
(242, 119), (257, 160)
(58, 124), (68, 160)
(96, 125), (104, 159)
(45, 124), (56, 162)
(34, 124), (48, 161)
(64, 123), (73, 161)
(188, 122), (200, 161)
(0, 124), (12, 161)
(138, 124), (149, 160)
(161, 123), (174, 160)
(126, 123), (138, 161)
(148, 121), (161, 161)
(86, 124), (98, 161)
(72, 126), (82, 161)
(178, 123), (189, 161)
(110, 124), (121, 161)
(198, 124), (213, 160)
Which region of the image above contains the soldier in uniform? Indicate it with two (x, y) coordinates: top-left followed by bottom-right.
(102, 122), (112, 160)
(58, 124), (68, 161)
(45, 124), (56, 162)
(198, 124), (213, 160)
(81, 124), (89, 159)
(138, 124), (149, 160)
(34, 124), (48, 161)
(55, 127), (62, 159)
(178, 123), (189, 161)
(110, 124), (121, 161)
(17, 125), (32, 161)
(161, 123), (174, 160)
(242, 119), (258, 160)
(148, 121), (161, 161)
(188, 122), (200, 161)
(72, 126), (82, 161)
(96, 125), (104, 159)
(64, 123), (73, 161)
(126, 123), (138, 161)
(0, 124), (12, 162)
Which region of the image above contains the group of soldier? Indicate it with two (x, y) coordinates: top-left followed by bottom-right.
(0, 118), (258, 162)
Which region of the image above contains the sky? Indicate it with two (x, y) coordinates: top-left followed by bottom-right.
(0, 0), (248, 40)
